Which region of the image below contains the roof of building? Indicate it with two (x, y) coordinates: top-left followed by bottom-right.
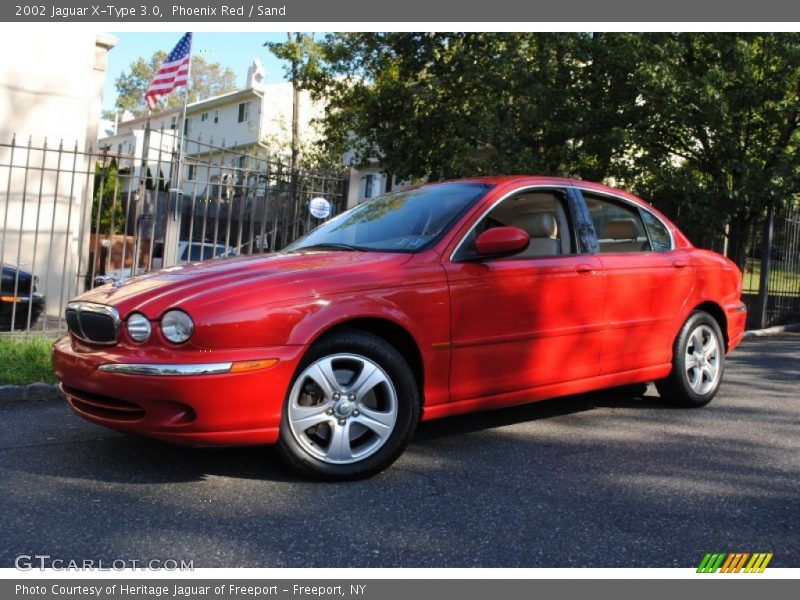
(116, 87), (264, 128)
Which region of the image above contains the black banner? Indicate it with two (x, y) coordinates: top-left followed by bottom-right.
(4, 580), (798, 600)
(3, 0), (800, 22)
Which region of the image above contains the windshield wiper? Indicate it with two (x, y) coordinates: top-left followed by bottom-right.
(299, 243), (366, 252)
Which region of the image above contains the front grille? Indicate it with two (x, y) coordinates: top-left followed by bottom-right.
(65, 302), (119, 344)
(65, 309), (81, 333)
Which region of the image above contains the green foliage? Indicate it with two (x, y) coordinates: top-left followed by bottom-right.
(290, 32), (800, 262)
(112, 52), (237, 117)
(265, 33), (346, 173)
(0, 336), (56, 385)
(265, 33), (325, 83)
(628, 33), (800, 260)
(91, 159), (126, 235)
(289, 33), (644, 181)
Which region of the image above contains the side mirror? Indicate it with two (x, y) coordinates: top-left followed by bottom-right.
(475, 226), (529, 257)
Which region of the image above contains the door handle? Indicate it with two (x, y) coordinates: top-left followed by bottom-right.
(575, 264), (595, 275)
(673, 260), (688, 269)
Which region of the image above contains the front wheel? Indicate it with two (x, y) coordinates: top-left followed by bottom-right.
(277, 330), (419, 480)
(655, 311), (725, 407)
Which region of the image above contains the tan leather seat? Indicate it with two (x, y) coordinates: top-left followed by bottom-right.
(599, 218), (647, 253)
(606, 218), (640, 240)
(511, 212), (560, 257)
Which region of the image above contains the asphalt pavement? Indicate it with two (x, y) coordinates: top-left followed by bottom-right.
(1, 334), (798, 568)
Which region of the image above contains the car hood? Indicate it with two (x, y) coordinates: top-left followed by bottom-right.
(75, 250), (414, 318)
(2, 264), (34, 294)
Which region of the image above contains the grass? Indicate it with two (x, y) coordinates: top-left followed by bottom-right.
(0, 336), (57, 385)
(742, 263), (800, 295)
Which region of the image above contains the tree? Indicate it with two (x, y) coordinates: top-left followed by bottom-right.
(91, 159), (126, 235)
(110, 52), (237, 117)
(293, 33), (643, 182)
(626, 33), (800, 264)
(297, 32), (800, 263)
(265, 33), (326, 170)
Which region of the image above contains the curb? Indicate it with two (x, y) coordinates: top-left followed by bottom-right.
(743, 323), (800, 338)
(0, 382), (61, 405)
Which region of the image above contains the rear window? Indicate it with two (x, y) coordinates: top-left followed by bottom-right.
(641, 210), (672, 252)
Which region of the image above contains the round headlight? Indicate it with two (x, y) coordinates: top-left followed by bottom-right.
(126, 313), (151, 343)
(161, 309), (193, 343)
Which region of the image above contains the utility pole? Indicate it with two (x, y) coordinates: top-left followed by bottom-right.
(289, 32), (301, 172)
(288, 32), (302, 240)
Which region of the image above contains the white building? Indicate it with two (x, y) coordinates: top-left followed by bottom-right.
(0, 32), (117, 320)
(100, 59), (325, 196)
(100, 58), (411, 211)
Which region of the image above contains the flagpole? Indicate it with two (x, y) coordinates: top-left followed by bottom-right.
(172, 33), (192, 219)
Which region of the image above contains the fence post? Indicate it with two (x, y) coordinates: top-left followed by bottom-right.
(755, 200), (775, 329)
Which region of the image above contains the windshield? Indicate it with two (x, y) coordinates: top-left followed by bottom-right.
(287, 182), (491, 252)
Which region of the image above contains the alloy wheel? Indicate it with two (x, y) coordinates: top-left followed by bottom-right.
(684, 324), (721, 395)
(286, 353), (398, 465)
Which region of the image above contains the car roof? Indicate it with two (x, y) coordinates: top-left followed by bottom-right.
(418, 176), (652, 210)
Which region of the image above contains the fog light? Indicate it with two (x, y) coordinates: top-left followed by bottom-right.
(161, 309), (193, 343)
(127, 313), (151, 342)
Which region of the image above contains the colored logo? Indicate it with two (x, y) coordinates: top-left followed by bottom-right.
(697, 552), (773, 573)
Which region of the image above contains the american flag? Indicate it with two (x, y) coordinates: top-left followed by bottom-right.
(144, 32), (192, 111)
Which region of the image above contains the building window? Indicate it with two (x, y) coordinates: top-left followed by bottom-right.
(184, 117), (191, 135)
(214, 110), (219, 124)
(170, 116), (177, 130)
(187, 164), (195, 181)
(201, 112), (208, 122)
(237, 102), (250, 123)
(364, 174), (375, 199)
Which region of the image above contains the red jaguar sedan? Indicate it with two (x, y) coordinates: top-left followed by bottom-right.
(53, 177), (746, 479)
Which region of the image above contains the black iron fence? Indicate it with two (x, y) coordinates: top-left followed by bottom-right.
(741, 206), (800, 329)
(0, 131), (346, 334)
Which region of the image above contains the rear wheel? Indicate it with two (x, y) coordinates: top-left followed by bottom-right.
(277, 330), (419, 480)
(655, 311), (725, 407)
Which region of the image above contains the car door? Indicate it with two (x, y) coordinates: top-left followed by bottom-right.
(577, 189), (696, 374)
(444, 186), (605, 404)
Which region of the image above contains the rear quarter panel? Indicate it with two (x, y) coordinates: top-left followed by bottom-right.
(689, 249), (746, 351)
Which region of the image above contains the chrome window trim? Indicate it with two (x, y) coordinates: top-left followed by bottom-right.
(66, 301), (121, 345)
(575, 187), (675, 252)
(449, 184), (573, 263)
(98, 362), (233, 376)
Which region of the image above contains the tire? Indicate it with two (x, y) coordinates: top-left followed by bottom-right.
(277, 329), (419, 480)
(655, 311), (725, 407)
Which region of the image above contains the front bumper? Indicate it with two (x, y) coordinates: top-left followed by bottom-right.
(52, 336), (306, 446)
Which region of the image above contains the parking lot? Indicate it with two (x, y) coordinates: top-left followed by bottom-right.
(1, 334), (798, 568)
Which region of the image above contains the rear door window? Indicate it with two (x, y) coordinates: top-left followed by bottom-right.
(582, 193), (651, 254)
